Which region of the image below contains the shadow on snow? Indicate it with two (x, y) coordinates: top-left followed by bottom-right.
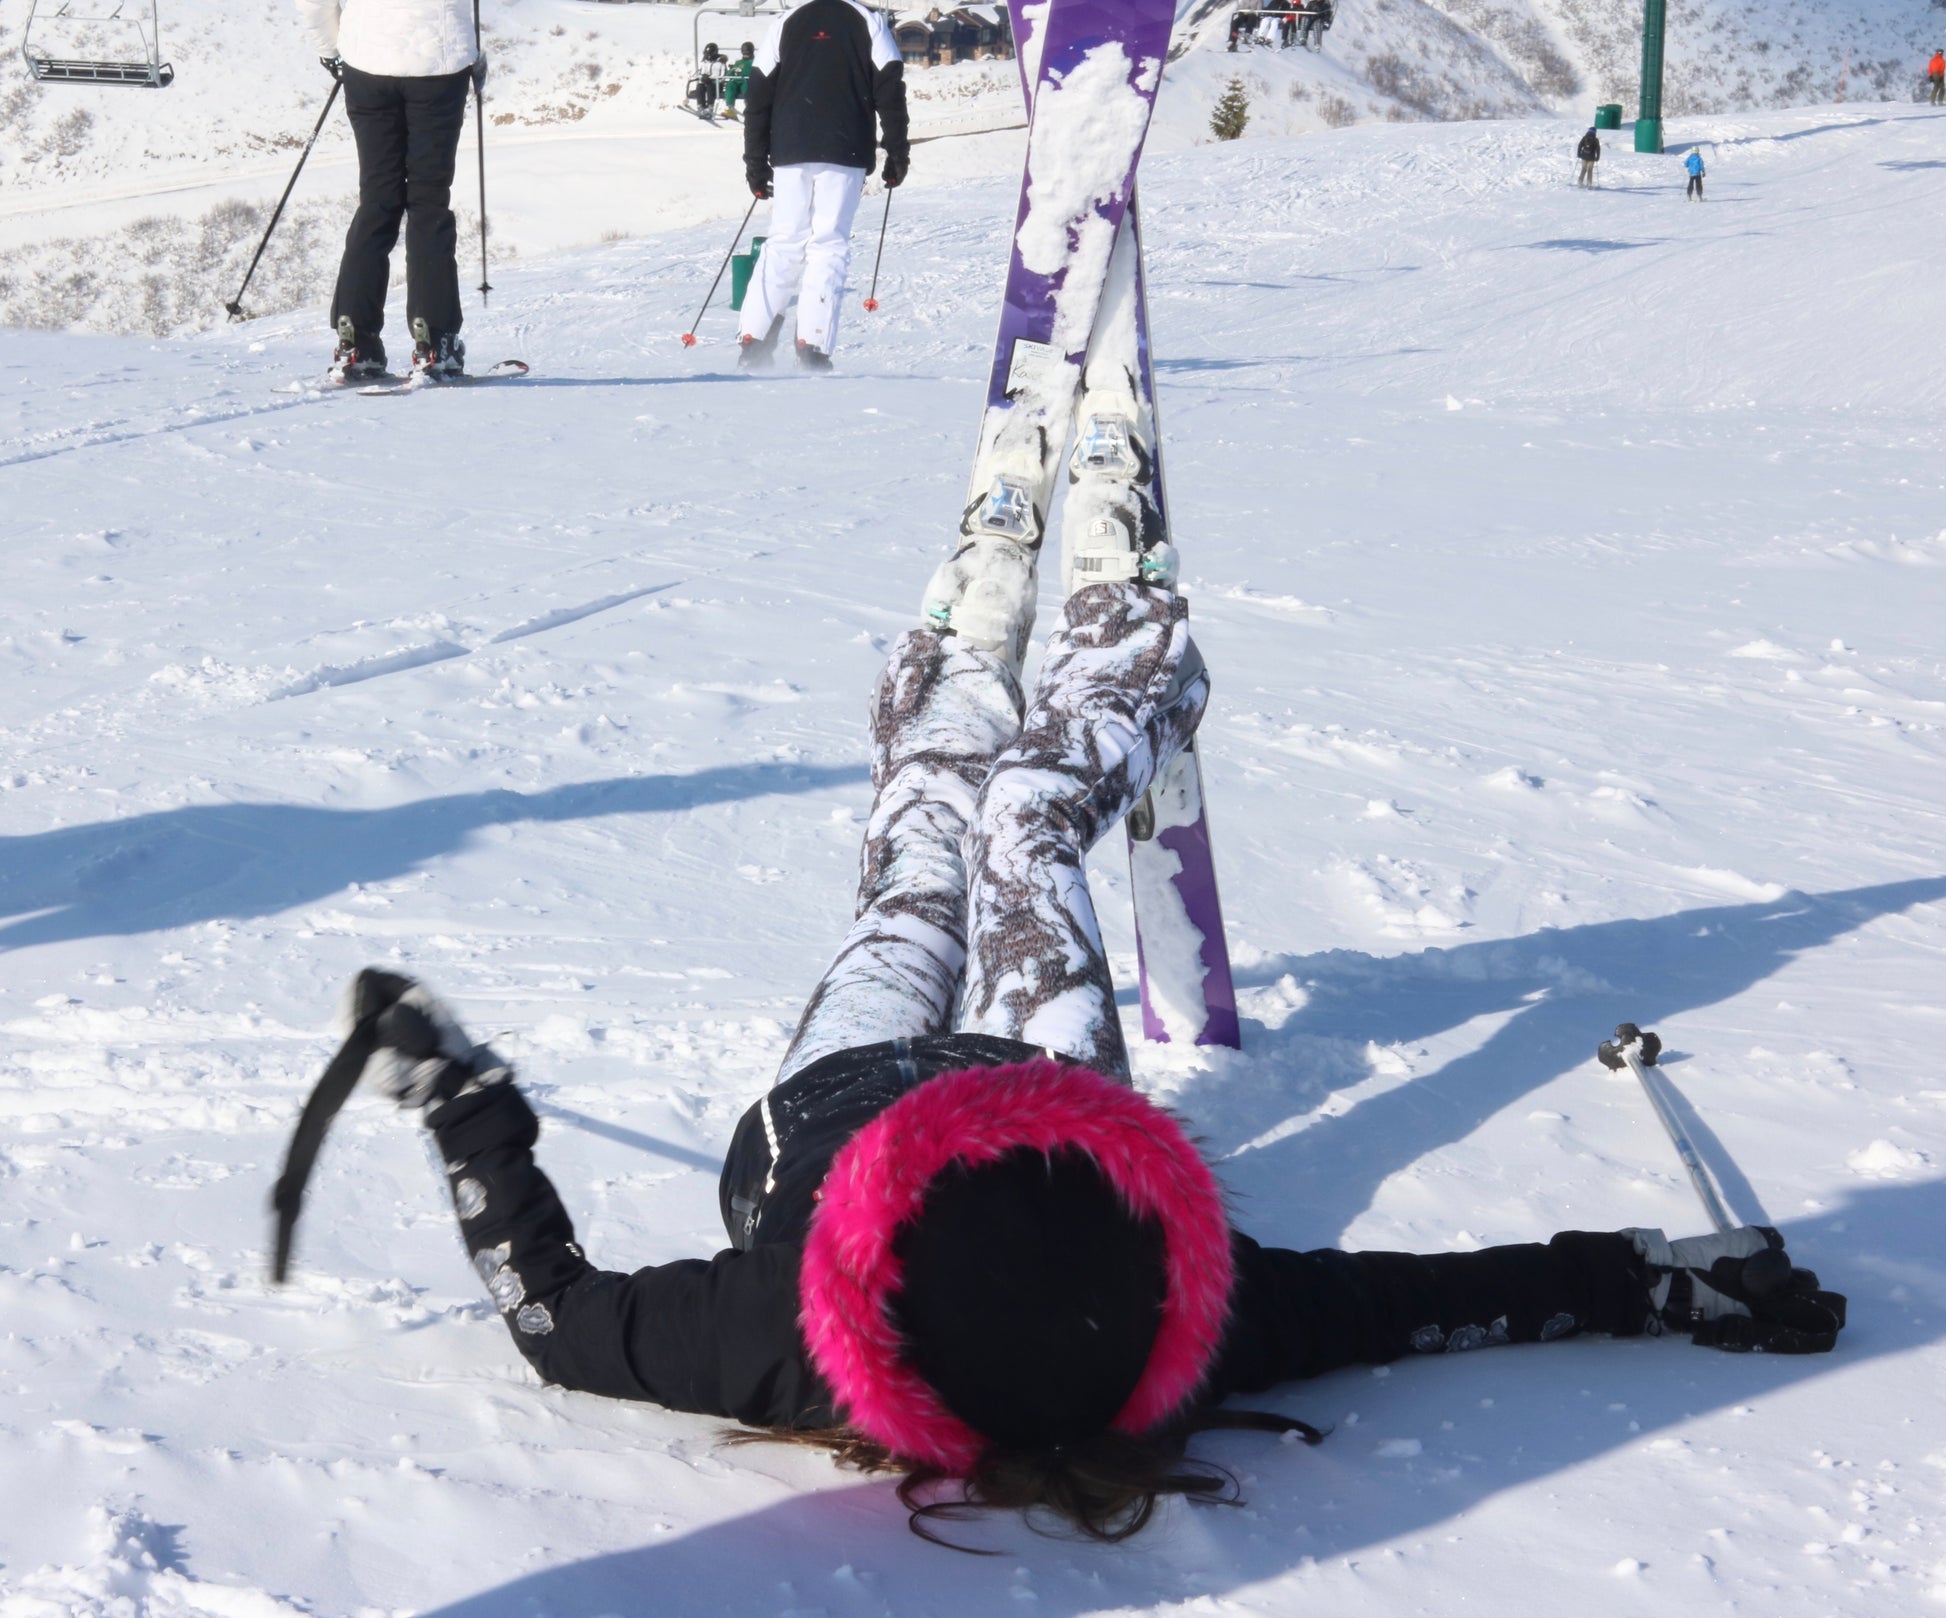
(0, 762), (869, 953)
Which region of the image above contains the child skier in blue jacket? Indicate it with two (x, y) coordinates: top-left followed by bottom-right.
(1685, 149), (1706, 200)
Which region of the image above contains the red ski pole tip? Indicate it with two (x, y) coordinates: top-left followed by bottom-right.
(680, 332), (698, 347)
(862, 298), (879, 311)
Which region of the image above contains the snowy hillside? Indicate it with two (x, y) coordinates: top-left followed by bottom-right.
(5, 100), (1945, 1617)
(0, 0), (1025, 335)
(7, 0), (1943, 336)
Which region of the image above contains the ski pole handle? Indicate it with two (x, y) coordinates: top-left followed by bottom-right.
(862, 187), (891, 311)
(1597, 1023), (1735, 1234)
(225, 79), (341, 320)
(681, 195), (760, 347)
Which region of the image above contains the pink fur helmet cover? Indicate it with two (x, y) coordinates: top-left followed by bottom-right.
(798, 1058), (1236, 1472)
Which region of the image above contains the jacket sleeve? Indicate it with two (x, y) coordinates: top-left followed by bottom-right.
(1207, 1229), (1652, 1397)
(869, 12), (909, 164)
(294, 0), (341, 58)
(742, 16), (784, 181)
(426, 1080), (834, 1430)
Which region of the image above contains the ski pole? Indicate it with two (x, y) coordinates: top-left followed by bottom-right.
(1595, 1023), (1734, 1234)
(224, 79), (342, 321)
(680, 194), (759, 347)
(862, 187), (892, 311)
(473, 0), (491, 302)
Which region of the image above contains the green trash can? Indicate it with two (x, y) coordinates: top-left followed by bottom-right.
(1594, 103), (1622, 130)
(730, 236), (766, 312)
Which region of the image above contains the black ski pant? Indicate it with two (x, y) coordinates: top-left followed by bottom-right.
(1687, 174), (1703, 199)
(331, 64), (470, 345)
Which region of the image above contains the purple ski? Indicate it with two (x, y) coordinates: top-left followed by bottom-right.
(1003, 0), (1241, 1048)
(950, 0), (1175, 553)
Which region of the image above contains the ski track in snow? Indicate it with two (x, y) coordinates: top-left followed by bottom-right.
(4, 105), (1946, 1618)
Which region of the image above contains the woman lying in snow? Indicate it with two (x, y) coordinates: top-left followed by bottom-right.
(328, 575), (1846, 1547)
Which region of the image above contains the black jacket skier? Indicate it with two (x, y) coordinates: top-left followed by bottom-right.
(296, 576), (1847, 1547)
(742, 0), (910, 195)
(1576, 127), (1602, 187)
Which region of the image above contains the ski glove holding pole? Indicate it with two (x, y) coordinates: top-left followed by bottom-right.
(1628, 1227), (1847, 1353)
(881, 150), (908, 187)
(320, 55), (343, 81)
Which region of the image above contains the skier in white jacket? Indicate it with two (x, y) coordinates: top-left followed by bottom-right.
(296, 0), (483, 380)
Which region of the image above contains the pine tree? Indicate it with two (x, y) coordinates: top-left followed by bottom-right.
(1210, 77), (1250, 142)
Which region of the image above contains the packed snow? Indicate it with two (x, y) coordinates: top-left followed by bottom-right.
(4, 84), (1946, 1618)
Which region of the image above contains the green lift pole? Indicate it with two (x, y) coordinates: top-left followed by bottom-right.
(1637, 0), (1667, 153)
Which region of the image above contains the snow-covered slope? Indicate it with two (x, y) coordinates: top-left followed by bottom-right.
(0, 0), (1026, 334)
(5, 102), (1946, 1618)
(1170, 0), (1939, 129)
(8, 0), (1941, 336)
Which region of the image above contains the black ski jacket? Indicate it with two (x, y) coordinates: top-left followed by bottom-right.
(1578, 131), (1602, 161)
(428, 1033), (1654, 1433)
(743, 0), (909, 184)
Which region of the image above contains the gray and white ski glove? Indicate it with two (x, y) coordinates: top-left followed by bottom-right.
(341, 969), (510, 1114)
(1627, 1226), (1846, 1353)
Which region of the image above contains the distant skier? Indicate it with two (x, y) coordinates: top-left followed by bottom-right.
(297, 0), (483, 382)
(1930, 49), (1944, 106)
(737, 0), (910, 371)
(721, 40), (756, 120)
(1684, 148), (1705, 200)
(1576, 126), (1601, 188)
(310, 560), (1848, 1547)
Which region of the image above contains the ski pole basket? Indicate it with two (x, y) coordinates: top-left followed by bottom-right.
(21, 0), (174, 87)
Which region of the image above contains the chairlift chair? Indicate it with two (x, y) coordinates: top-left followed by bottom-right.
(22, 0), (173, 87)
(682, 0), (784, 119)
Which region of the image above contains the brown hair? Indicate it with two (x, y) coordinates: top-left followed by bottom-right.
(728, 1409), (1322, 1551)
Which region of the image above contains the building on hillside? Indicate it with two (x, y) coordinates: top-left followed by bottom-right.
(890, 6), (1013, 67)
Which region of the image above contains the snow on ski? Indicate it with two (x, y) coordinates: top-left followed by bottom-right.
(1078, 214), (1241, 1048)
(1006, 0), (1241, 1047)
(951, 0), (1174, 559)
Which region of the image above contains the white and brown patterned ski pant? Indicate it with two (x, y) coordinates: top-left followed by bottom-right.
(778, 582), (1209, 1083)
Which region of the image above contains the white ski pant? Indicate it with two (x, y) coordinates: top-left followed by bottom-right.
(739, 162), (866, 355)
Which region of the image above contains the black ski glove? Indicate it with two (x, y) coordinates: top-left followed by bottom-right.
(321, 55), (344, 82)
(347, 968), (512, 1116)
(471, 53), (488, 92)
(1629, 1226), (1847, 1354)
(881, 149), (909, 188)
(747, 162), (773, 199)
